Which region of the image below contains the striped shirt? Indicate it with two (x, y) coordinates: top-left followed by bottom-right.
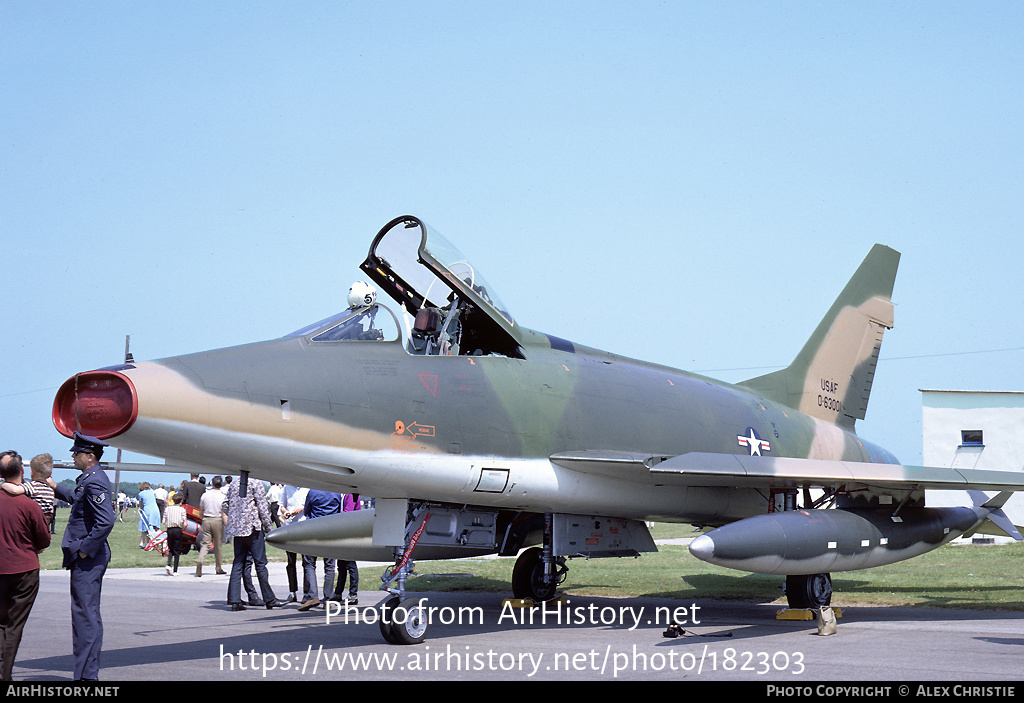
(163, 504), (187, 529)
(12, 479), (55, 523)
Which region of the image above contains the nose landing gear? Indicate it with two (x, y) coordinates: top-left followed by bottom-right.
(378, 507), (432, 644)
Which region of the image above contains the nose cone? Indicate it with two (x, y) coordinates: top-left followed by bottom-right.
(52, 370), (139, 440)
(688, 534), (716, 563)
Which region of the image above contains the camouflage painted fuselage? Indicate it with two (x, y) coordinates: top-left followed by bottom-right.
(81, 323), (894, 528)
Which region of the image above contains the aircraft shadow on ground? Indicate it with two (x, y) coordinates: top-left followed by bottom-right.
(403, 570), (1024, 613)
(830, 577), (1024, 611)
(675, 573), (1024, 612)
(975, 637), (1024, 647)
(405, 570), (784, 603)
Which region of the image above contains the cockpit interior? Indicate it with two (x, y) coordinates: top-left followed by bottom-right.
(287, 216), (524, 359)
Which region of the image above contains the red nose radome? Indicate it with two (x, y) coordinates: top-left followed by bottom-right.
(53, 370), (138, 440)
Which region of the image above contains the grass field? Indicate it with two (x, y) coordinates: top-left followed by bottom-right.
(39, 507), (290, 572)
(42, 510), (1024, 610)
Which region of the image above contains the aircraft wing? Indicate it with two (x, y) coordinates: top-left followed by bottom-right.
(551, 451), (1024, 492)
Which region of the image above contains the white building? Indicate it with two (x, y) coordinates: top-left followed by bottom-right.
(921, 389), (1024, 542)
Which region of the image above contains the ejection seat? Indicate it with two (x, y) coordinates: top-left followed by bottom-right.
(410, 307), (441, 354)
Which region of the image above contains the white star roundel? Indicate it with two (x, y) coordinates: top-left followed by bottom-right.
(737, 427), (771, 456)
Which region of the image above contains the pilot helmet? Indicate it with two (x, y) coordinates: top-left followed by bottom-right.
(347, 281), (377, 308)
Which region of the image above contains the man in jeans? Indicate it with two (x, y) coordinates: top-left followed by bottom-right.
(222, 476), (280, 611)
(333, 493), (361, 605)
(297, 489), (342, 611)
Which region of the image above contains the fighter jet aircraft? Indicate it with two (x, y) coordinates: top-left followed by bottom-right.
(52, 215), (1024, 644)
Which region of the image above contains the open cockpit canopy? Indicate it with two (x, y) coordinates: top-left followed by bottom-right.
(360, 215), (524, 358)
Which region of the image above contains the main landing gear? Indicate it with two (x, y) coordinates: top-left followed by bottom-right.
(511, 547), (567, 601)
(785, 573), (833, 609)
(511, 515), (567, 602)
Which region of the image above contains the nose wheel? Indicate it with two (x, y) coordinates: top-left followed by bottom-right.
(379, 596), (430, 645)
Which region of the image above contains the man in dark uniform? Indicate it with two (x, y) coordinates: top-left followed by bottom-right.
(46, 433), (115, 681)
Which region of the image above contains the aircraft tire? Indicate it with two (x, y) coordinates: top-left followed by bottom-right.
(379, 596), (401, 644)
(511, 546), (557, 602)
(390, 597), (430, 645)
(785, 573), (832, 609)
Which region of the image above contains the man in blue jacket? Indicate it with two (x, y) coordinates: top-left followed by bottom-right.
(297, 489), (342, 610)
(48, 433), (115, 681)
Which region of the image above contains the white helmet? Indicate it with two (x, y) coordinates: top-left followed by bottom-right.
(347, 281), (377, 308)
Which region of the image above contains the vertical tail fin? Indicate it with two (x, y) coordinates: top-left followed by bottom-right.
(740, 244), (900, 429)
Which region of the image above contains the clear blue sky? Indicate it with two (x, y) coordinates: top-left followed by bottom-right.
(3, 2), (1022, 488)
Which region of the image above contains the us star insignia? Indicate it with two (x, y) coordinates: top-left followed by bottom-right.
(737, 427), (771, 456)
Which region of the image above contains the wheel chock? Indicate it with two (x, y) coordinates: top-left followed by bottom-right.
(776, 607), (842, 621)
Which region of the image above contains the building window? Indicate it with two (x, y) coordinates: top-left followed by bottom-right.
(960, 430), (984, 447)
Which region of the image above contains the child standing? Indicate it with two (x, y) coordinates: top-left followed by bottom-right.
(163, 493), (187, 576)
(1, 454), (56, 534)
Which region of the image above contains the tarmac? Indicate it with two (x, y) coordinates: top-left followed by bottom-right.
(7, 559), (1024, 684)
